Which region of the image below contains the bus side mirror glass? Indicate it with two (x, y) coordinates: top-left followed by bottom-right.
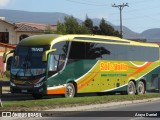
(42, 49), (57, 62)
(6, 56), (13, 71)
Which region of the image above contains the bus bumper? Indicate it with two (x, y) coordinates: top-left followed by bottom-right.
(10, 84), (46, 95)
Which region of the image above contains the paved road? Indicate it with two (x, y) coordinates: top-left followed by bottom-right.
(2, 99), (159, 120)
(95, 100), (160, 111)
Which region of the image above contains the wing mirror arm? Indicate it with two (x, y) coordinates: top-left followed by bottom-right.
(42, 49), (57, 61)
(3, 50), (15, 63)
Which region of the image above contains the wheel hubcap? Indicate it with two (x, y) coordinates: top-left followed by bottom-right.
(128, 83), (135, 94)
(138, 83), (144, 93)
(66, 86), (74, 97)
(129, 85), (133, 94)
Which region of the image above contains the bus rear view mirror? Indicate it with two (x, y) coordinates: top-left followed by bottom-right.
(42, 49), (57, 61)
(3, 50), (15, 63)
(6, 56), (13, 71)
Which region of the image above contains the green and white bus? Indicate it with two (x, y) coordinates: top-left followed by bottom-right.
(3, 34), (160, 98)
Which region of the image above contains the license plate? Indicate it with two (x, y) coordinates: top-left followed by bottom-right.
(21, 90), (27, 93)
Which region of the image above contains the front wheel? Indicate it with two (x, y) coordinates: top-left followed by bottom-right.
(127, 81), (136, 95)
(137, 81), (145, 95)
(65, 83), (75, 98)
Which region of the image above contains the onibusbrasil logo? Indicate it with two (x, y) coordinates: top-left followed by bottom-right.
(2, 112), (42, 118)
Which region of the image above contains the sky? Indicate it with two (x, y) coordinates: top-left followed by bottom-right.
(0, 0), (160, 33)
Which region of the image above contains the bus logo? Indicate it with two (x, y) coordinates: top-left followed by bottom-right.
(100, 62), (128, 71)
(31, 48), (43, 52)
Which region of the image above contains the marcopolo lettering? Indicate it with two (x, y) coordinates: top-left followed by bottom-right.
(31, 48), (43, 52)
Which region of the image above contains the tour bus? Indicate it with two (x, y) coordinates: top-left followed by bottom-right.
(3, 34), (160, 99)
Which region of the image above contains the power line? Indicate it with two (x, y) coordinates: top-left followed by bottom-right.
(80, 0), (108, 5)
(129, 0), (157, 5)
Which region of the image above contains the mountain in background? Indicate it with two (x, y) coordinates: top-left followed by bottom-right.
(141, 28), (160, 42)
(0, 9), (160, 42)
(0, 9), (70, 23)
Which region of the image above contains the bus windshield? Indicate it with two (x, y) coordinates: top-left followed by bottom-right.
(11, 45), (50, 76)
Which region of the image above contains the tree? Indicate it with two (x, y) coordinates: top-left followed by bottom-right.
(99, 18), (109, 35)
(64, 16), (79, 34)
(56, 16), (91, 34)
(56, 22), (66, 34)
(78, 24), (91, 34)
(93, 26), (100, 34)
(84, 15), (93, 33)
(99, 18), (121, 37)
(56, 16), (121, 37)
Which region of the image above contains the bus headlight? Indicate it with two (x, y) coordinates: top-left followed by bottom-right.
(34, 82), (44, 88)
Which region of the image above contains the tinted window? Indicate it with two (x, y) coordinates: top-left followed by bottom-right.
(98, 44), (159, 61)
(128, 46), (159, 61)
(69, 42), (110, 60)
(52, 41), (69, 57)
(69, 42), (85, 59)
(68, 41), (159, 61)
(97, 44), (128, 60)
(85, 42), (110, 59)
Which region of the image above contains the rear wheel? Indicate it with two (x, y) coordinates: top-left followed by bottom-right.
(65, 83), (75, 98)
(137, 81), (145, 94)
(127, 81), (136, 95)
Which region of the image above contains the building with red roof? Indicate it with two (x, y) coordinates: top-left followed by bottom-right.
(0, 18), (57, 74)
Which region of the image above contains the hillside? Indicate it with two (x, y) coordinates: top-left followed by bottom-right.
(0, 9), (69, 24)
(141, 28), (160, 42)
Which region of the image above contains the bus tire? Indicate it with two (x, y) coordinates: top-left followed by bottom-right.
(32, 94), (43, 99)
(137, 81), (145, 95)
(65, 83), (75, 98)
(127, 81), (136, 95)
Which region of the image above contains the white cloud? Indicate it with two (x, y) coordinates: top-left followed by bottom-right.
(0, 0), (12, 7)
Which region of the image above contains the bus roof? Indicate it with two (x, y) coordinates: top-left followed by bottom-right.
(18, 34), (159, 48)
(18, 34), (60, 46)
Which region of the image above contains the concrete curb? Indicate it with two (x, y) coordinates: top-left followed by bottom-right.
(46, 97), (160, 111)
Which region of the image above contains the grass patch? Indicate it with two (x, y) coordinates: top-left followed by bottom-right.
(0, 93), (160, 111)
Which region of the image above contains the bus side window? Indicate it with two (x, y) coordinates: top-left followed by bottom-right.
(48, 53), (59, 72)
(58, 54), (65, 70)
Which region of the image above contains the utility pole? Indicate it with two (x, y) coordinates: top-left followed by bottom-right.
(112, 3), (129, 38)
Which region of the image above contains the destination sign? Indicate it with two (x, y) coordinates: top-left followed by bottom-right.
(31, 48), (43, 52)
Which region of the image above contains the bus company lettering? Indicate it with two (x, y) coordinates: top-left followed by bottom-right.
(31, 48), (43, 52)
(100, 62), (128, 71)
